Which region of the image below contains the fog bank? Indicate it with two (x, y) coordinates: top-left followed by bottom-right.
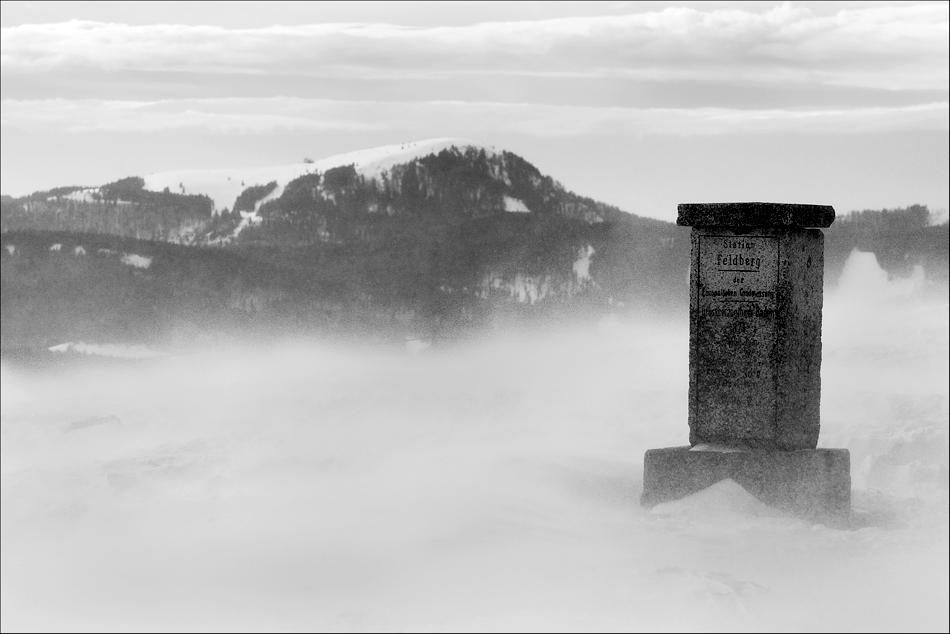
(2, 250), (947, 632)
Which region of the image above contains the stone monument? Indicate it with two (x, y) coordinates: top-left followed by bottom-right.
(640, 202), (851, 524)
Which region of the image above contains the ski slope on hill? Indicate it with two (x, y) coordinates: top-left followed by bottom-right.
(142, 138), (498, 213)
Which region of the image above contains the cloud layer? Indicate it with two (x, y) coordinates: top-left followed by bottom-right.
(2, 4), (946, 216)
(3, 97), (946, 137)
(2, 4), (947, 91)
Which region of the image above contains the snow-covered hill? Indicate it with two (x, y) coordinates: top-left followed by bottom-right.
(143, 138), (500, 214)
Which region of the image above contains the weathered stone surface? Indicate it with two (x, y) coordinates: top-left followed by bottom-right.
(688, 227), (825, 450)
(641, 446), (851, 525)
(639, 200), (848, 521)
(677, 203), (835, 228)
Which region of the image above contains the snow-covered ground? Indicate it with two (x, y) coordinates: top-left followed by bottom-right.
(503, 195), (530, 213)
(143, 138), (497, 213)
(1, 251), (947, 632)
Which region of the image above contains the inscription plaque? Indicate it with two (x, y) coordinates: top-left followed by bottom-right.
(687, 224), (827, 449)
(697, 235), (778, 439)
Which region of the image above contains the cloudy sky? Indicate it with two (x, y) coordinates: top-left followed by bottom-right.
(1, 1), (947, 222)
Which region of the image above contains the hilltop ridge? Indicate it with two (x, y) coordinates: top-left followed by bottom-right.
(142, 138), (500, 215)
(2, 139), (657, 245)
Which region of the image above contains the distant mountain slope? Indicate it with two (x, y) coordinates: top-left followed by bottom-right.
(1, 140), (686, 323)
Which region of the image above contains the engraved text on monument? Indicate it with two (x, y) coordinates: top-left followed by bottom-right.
(696, 235), (779, 440)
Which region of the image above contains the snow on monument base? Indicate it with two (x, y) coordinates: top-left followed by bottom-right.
(641, 447), (851, 525)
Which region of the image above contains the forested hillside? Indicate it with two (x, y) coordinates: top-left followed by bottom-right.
(0, 231), (353, 351)
(0, 177), (214, 243)
(824, 204), (949, 282)
(1, 142), (946, 352)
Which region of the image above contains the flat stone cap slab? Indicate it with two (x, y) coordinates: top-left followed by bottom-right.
(677, 202), (835, 228)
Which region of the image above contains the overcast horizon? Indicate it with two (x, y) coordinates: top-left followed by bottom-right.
(1, 1), (948, 222)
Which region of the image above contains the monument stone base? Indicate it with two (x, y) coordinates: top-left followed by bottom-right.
(641, 446), (851, 525)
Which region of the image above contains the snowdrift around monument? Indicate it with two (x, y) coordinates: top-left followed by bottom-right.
(649, 479), (790, 522)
